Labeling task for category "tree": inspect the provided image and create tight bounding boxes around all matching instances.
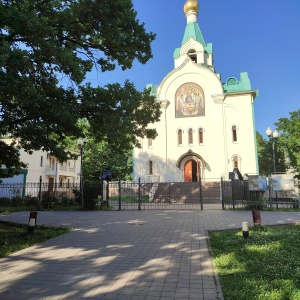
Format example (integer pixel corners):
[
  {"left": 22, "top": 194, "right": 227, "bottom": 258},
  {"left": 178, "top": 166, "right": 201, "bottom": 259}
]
[
  {"left": 0, "top": 0, "right": 160, "bottom": 178},
  {"left": 275, "top": 109, "right": 300, "bottom": 174},
  {"left": 256, "top": 131, "right": 287, "bottom": 175},
  {"left": 82, "top": 140, "right": 133, "bottom": 181}
]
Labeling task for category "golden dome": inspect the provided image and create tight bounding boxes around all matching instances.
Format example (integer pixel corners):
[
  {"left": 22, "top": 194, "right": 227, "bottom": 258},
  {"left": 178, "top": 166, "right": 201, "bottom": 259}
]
[{"left": 184, "top": 0, "right": 199, "bottom": 14}]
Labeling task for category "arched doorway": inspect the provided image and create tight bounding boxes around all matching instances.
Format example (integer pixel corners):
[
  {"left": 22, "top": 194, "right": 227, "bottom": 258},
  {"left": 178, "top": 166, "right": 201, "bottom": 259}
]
[{"left": 184, "top": 159, "right": 200, "bottom": 182}]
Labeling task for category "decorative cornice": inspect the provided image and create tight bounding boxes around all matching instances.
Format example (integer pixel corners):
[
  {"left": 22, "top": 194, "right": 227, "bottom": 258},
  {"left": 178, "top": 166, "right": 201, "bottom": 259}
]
[
  {"left": 160, "top": 100, "right": 170, "bottom": 109},
  {"left": 211, "top": 94, "right": 225, "bottom": 103}
]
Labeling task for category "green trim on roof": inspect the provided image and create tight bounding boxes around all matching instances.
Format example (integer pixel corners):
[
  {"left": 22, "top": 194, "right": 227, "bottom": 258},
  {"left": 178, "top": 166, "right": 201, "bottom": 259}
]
[
  {"left": 205, "top": 43, "right": 213, "bottom": 54},
  {"left": 223, "top": 72, "right": 252, "bottom": 93},
  {"left": 173, "top": 48, "right": 180, "bottom": 59},
  {"left": 146, "top": 84, "right": 158, "bottom": 97},
  {"left": 173, "top": 23, "right": 212, "bottom": 59},
  {"left": 182, "top": 22, "right": 206, "bottom": 47}
]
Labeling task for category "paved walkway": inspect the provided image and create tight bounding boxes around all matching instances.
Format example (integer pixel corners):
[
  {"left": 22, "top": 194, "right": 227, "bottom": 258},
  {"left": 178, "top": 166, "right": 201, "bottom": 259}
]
[{"left": 0, "top": 208, "right": 299, "bottom": 300}]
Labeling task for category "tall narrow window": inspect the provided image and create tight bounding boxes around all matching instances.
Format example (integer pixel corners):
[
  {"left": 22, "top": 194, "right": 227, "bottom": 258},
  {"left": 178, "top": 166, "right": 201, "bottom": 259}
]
[
  {"left": 233, "top": 156, "right": 239, "bottom": 168},
  {"left": 232, "top": 125, "right": 238, "bottom": 142},
  {"left": 148, "top": 138, "right": 153, "bottom": 148},
  {"left": 40, "top": 156, "right": 43, "bottom": 167},
  {"left": 188, "top": 128, "right": 193, "bottom": 145},
  {"left": 198, "top": 128, "right": 204, "bottom": 144},
  {"left": 149, "top": 160, "right": 153, "bottom": 175},
  {"left": 178, "top": 129, "right": 183, "bottom": 146}
]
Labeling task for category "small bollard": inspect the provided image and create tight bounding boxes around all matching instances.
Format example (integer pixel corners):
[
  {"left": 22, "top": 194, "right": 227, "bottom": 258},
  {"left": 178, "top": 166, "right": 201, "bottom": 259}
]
[
  {"left": 252, "top": 209, "right": 261, "bottom": 226},
  {"left": 28, "top": 211, "right": 37, "bottom": 234},
  {"left": 242, "top": 222, "right": 249, "bottom": 238}
]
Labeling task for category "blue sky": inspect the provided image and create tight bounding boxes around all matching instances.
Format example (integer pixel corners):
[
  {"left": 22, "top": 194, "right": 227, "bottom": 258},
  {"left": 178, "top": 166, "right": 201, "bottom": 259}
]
[{"left": 86, "top": 0, "right": 300, "bottom": 137}]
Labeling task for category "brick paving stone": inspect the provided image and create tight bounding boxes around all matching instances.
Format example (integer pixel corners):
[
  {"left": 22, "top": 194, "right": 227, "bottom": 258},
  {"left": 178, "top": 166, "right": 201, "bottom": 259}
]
[{"left": 0, "top": 209, "right": 299, "bottom": 300}]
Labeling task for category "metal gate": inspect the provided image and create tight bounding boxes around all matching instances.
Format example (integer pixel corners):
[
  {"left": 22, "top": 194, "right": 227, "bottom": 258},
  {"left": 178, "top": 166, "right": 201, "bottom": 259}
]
[
  {"left": 221, "top": 177, "right": 300, "bottom": 210},
  {"left": 107, "top": 179, "right": 222, "bottom": 210}
]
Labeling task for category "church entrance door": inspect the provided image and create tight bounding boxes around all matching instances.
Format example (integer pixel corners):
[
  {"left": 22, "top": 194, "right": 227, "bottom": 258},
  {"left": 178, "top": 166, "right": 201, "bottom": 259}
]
[{"left": 184, "top": 160, "right": 199, "bottom": 182}]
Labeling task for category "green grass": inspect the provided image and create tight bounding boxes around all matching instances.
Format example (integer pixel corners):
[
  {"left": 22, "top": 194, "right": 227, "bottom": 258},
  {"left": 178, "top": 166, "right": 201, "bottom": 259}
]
[
  {"left": 209, "top": 224, "right": 300, "bottom": 300},
  {"left": 0, "top": 221, "right": 71, "bottom": 258},
  {"left": 0, "top": 206, "right": 29, "bottom": 214},
  {"left": 109, "top": 195, "right": 149, "bottom": 203}
]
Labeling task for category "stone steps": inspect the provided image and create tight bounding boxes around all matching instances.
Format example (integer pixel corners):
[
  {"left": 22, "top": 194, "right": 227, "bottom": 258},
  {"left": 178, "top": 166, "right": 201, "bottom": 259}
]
[{"left": 151, "top": 182, "right": 220, "bottom": 204}]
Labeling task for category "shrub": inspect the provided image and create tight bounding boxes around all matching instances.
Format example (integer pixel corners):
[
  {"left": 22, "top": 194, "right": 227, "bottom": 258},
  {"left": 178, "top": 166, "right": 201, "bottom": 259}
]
[{"left": 0, "top": 197, "right": 10, "bottom": 206}]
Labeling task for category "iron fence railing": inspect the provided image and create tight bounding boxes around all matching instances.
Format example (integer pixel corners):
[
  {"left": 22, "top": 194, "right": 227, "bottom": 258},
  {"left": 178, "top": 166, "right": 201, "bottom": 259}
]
[
  {"left": 221, "top": 177, "right": 300, "bottom": 210},
  {"left": 0, "top": 181, "right": 103, "bottom": 210},
  {"left": 1, "top": 176, "right": 298, "bottom": 211}
]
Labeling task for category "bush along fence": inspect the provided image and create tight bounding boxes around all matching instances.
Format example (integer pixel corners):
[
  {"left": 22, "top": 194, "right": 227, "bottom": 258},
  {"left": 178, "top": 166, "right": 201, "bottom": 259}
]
[
  {"left": 0, "top": 179, "right": 103, "bottom": 210},
  {"left": 221, "top": 175, "right": 300, "bottom": 210}
]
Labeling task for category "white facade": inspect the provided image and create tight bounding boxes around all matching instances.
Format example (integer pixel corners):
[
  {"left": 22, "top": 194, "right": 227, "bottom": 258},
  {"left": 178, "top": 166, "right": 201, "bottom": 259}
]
[
  {"left": 133, "top": 0, "right": 258, "bottom": 182},
  {"left": 1, "top": 137, "right": 81, "bottom": 185}
]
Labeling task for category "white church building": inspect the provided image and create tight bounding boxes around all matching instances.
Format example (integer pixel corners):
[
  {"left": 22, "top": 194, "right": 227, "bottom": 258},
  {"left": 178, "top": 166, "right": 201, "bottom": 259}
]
[{"left": 133, "top": 0, "right": 258, "bottom": 183}]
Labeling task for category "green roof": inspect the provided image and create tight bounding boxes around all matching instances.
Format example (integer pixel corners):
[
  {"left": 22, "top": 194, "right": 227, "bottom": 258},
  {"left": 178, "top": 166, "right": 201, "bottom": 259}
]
[
  {"left": 182, "top": 22, "right": 206, "bottom": 47},
  {"left": 223, "top": 72, "right": 252, "bottom": 93},
  {"left": 174, "top": 22, "right": 213, "bottom": 59},
  {"left": 146, "top": 84, "right": 158, "bottom": 97}
]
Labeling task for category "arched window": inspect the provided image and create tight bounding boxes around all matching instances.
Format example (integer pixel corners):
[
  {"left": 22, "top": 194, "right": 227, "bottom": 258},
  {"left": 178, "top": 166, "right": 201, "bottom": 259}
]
[
  {"left": 232, "top": 125, "right": 238, "bottom": 142},
  {"left": 198, "top": 128, "right": 204, "bottom": 144},
  {"left": 148, "top": 160, "right": 153, "bottom": 175},
  {"left": 188, "top": 49, "right": 197, "bottom": 63},
  {"left": 188, "top": 128, "right": 193, "bottom": 145},
  {"left": 178, "top": 129, "right": 183, "bottom": 146},
  {"left": 233, "top": 155, "right": 239, "bottom": 169},
  {"left": 227, "top": 77, "right": 237, "bottom": 86}
]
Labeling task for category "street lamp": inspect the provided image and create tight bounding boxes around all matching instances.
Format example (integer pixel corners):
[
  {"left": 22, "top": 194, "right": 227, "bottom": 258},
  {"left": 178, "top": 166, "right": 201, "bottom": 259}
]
[
  {"left": 77, "top": 137, "right": 88, "bottom": 207},
  {"left": 266, "top": 127, "right": 279, "bottom": 173}
]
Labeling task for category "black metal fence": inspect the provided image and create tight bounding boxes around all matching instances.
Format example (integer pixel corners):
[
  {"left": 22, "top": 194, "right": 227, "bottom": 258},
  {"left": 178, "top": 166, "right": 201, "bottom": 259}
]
[
  {"left": 0, "top": 181, "right": 103, "bottom": 210},
  {"left": 108, "top": 179, "right": 204, "bottom": 210},
  {"left": 1, "top": 177, "right": 298, "bottom": 211},
  {"left": 221, "top": 178, "right": 300, "bottom": 210}
]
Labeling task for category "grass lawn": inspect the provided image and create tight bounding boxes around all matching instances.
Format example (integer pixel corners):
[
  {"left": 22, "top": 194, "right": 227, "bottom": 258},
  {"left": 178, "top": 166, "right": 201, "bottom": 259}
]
[
  {"left": 0, "top": 221, "right": 71, "bottom": 258},
  {"left": 109, "top": 195, "right": 149, "bottom": 203},
  {"left": 209, "top": 224, "right": 300, "bottom": 300}
]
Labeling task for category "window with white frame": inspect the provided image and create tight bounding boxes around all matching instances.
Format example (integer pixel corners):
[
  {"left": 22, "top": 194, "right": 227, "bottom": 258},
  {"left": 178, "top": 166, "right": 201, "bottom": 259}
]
[
  {"left": 148, "top": 160, "right": 153, "bottom": 175},
  {"left": 198, "top": 127, "right": 204, "bottom": 144},
  {"left": 232, "top": 125, "right": 238, "bottom": 142},
  {"left": 233, "top": 155, "right": 239, "bottom": 169},
  {"left": 188, "top": 128, "right": 193, "bottom": 145},
  {"left": 178, "top": 129, "right": 183, "bottom": 146}
]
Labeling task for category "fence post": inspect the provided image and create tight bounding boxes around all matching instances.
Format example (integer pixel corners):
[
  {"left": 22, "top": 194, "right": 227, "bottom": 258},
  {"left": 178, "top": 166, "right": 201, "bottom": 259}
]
[
  {"left": 118, "top": 178, "right": 121, "bottom": 211},
  {"left": 231, "top": 180, "right": 235, "bottom": 209},
  {"left": 199, "top": 178, "right": 203, "bottom": 210},
  {"left": 268, "top": 176, "right": 273, "bottom": 210},
  {"left": 221, "top": 177, "right": 225, "bottom": 210},
  {"left": 138, "top": 177, "right": 141, "bottom": 211},
  {"left": 38, "top": 176, "right": 42, "bottom": 210}
]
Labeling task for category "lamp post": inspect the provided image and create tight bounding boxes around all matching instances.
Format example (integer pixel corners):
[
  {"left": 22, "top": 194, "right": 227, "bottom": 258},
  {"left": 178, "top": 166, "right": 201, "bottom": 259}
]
[
  {"left": 266, "top": 127, "right": 279, "bottom": 173},
  {"left": 77, "top": 137, "right": 88, "bottom": 207}
]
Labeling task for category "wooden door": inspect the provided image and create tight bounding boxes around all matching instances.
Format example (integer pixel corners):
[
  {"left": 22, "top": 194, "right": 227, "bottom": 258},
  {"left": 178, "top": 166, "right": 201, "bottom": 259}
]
[{"left": 184, "top": 160, "right": 193, "bottom": 182}]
